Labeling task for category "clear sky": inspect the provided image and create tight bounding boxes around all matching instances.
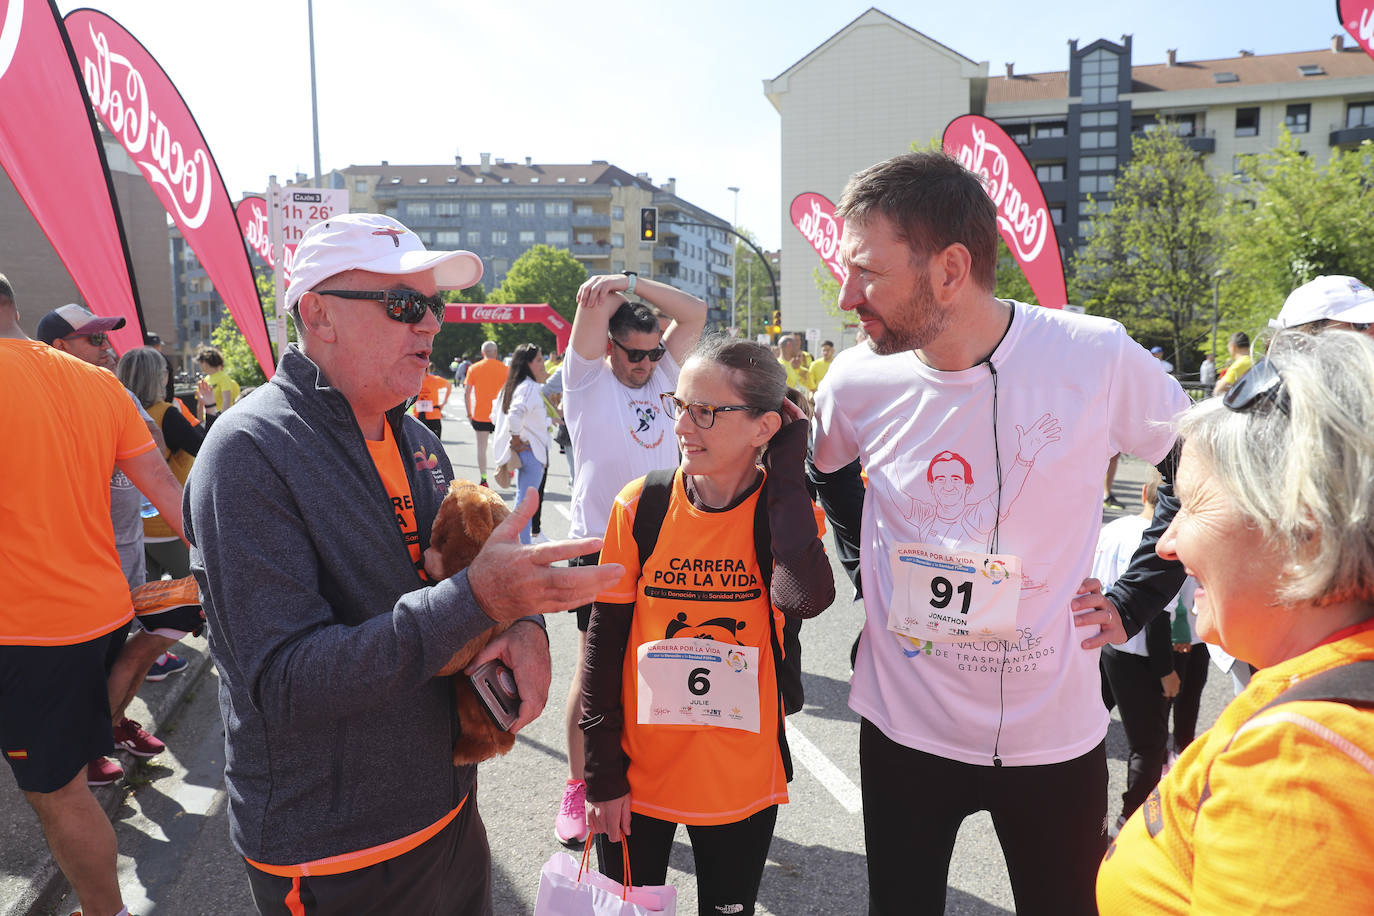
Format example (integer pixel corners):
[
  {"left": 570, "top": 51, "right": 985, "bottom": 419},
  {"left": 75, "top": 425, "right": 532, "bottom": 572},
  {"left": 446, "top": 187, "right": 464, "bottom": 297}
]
[{"left": 56, "top": 1, "right": 1352, "bottom": 251}]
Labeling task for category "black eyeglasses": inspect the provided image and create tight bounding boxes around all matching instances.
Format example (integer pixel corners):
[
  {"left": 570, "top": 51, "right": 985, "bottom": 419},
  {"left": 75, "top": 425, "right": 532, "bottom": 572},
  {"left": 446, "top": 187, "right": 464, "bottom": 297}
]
[
  {"left": 1222, "top": 357, "right": 1288, "bottom": 415},
  {"left": 611, "top": 337, "right": 666, "bottom": 363},
  {"left": 65, "top": 332, "right": 108, "bottom": 347},
  {"left": 660, "top": 393, "right": 757, "bottom": 429},
  {"left": 314, "top": 289, "right": 446, "bottom": 325}
]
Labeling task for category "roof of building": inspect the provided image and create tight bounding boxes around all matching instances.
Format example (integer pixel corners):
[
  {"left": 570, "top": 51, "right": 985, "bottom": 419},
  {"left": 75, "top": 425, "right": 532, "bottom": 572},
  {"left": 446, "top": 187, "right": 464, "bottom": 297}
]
[
  {"left": 337, "top": 160, "right": 659, "bottom": 191},
  {"left": 987, "top": 46, "right": 1374, "bottom": 104},
  {"left": 769, "top": 7, "right": 980, "bottom": 85}
]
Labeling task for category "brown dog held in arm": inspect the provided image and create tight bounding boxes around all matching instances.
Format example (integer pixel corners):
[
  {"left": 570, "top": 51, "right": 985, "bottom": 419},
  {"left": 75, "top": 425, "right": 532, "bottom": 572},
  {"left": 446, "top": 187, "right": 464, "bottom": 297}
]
[{"left": 429, "top": 479, "right": 517, "bottom": 765}]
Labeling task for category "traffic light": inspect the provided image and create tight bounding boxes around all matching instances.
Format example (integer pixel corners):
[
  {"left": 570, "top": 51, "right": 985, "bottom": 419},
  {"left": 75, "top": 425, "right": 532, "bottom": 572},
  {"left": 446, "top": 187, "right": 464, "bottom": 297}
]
[
  {"left": 640, "top": 207, "right": 658, "bottom": 243},
  {"left": 768, "top": 310, "right": 782, "bottom": 336}
]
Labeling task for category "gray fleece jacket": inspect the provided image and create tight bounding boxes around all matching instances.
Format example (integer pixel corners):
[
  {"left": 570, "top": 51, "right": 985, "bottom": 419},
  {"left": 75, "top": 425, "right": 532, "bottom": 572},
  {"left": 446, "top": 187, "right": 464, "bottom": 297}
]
[{"left": 185, "top": 346, "right": 503, "bottom": 866}]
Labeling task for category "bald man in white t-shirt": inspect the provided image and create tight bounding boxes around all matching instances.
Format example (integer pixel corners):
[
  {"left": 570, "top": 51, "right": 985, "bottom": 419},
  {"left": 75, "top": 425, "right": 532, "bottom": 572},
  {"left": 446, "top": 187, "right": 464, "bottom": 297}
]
[{"left": 810, "top": 152, "right": 1190, "bottom": 915}]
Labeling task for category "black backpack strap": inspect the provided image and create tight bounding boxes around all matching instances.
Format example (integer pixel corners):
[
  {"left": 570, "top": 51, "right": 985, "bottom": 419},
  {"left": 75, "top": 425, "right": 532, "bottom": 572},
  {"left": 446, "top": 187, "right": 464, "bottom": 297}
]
[
  {"left": 1192, "top": 659, "right": 1374, "bottom": 824},
  {"left": 754, "top": 476, "right": 798, "bottom": 780},
  {"left": 631, "top": 469, "right": 677, "bottom": 570}
]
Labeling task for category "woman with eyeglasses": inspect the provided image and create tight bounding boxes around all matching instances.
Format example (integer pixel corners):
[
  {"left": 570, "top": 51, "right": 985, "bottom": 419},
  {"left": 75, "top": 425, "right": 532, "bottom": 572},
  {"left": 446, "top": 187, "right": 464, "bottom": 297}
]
[
  {"left": 1097, "top": 329, "right": 1374, "bottom": 914},
  {"left": 491, "top": 342, "right": 550, "bottom": 544},
  {"left": 579, "top": 335, "right": 835, "bottom": 915}
]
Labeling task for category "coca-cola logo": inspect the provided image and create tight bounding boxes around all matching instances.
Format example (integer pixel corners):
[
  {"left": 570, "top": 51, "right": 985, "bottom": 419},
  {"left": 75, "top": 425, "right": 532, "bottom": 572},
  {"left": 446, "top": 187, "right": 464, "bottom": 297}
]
[
  {"left": 948, "top": 125, "right": 1049, "bottom": 264},
  {"left": 0, "top": 0, "right": 22, "bottom": 83},
  {"left": 1341, "top": 2, "right": 1374, "bottom": 57},
  {"left": 78, "top": 24, "right": 212, "bottom": 229},
  {"left": 235, "top": 197, "right": 296, "bottom": 279},
  {"left": 789, "top": 192, "right": 848, "bottom": 286},
  {"left": 471, "top": 306, "right": 515, "bottom": 321}
]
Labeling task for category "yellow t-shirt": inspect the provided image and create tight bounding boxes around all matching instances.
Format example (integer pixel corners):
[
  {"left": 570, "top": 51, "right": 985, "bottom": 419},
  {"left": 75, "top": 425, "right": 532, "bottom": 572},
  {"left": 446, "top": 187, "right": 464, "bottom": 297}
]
[
  {"left": 809, "top": 358, "right": 831, "bottom": 386},
  {"left": 205, "top": 369, "right": 241, "bottom": 412},
  {"left": 596, "top": 470, "right": 788, "bottom": 826},
  {"left": 1, "top": 340, "right": 156, "bottom": 644},
  {"left": 1097, "top": 627, "right": 1374, "bottom": 914},
  {"left": 1219, "top": 354, "right": 1254, "bottom": 388}
]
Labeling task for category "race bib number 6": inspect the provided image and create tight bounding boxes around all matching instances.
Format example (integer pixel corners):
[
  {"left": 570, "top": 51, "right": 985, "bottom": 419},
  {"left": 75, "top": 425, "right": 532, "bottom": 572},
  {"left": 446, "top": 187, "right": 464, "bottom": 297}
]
[
  {"left": 888, "top": 542, "right": 1022, "bottom": 642},
  {"left": 636, "top": 638, "right": 760, "bottom": 732}
]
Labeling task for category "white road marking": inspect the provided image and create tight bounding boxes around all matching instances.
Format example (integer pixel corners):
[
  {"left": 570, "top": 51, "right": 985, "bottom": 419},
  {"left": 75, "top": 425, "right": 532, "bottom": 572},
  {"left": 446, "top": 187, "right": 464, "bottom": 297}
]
[{"left": 785, "top": 720, "right": 863, "bottom": 814}]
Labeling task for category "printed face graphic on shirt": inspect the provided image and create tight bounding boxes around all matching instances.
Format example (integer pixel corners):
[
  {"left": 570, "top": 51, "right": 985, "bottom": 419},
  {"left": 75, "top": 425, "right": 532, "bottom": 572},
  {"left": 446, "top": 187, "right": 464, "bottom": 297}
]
[{"left": 884, "top": 413, "right": 1062, "bottom": 551}]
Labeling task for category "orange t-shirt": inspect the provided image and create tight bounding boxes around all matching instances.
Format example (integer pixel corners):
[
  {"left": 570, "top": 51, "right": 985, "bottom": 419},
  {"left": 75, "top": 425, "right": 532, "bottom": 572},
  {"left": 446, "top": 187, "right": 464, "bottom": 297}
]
[
  {"left": 1, "top": 340, "right": 156, "bottom": 645},
  {"left": 413, "top": 374, "right": 450, "bottom": 420},
  {"left": 1097, "top": 628, "right": 1374, "bottom": 914},
  {"left": 464, "top": 358, "right": 507, "bottom": 423},
  {"left": 597, "top": 470, "right": 788, "bottom": 825},
  {"left": 363, "top": 422, "right": 425, "bottom": 579}
]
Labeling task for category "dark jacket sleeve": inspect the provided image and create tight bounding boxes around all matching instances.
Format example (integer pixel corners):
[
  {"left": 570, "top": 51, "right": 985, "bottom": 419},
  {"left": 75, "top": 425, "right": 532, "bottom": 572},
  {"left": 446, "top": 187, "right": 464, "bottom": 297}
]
[
  {"left": 161, "top": 404, "right": 206, "bottom": 456},
  {"left": 766, "top": 418, "right": 835, "bottom": 619},
  {"left": 579, "top": 600, "right": 634, "bottom": 803},
  {"left": 807, "top": 456, "right": 865, "bottom": 600},
  {"left": 1144, "top": 608, "right": 1176, "bottom": 679},
  {"left": 1105, "top": 443, "right": 1187, "bottom": 639}
]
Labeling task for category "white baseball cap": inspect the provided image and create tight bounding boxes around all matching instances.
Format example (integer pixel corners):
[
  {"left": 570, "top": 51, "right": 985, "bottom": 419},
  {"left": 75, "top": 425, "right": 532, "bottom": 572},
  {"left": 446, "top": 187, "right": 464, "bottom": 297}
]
[
  {"left": 1269, "top": 275, "right": 1374, "bottom": 329},
  {"left": 285, "top": 213, "right": 483, "bottom": 311}
]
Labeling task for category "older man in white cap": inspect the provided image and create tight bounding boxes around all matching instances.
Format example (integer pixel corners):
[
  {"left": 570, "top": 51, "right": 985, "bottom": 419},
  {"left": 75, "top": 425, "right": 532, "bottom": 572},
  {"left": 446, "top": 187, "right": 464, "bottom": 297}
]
[
  {"left": 185, "top": 214, "right": 621, "bottom": 913},
  {"left": 1270, "top": 274, "right": 1374, "bottom": 336}
]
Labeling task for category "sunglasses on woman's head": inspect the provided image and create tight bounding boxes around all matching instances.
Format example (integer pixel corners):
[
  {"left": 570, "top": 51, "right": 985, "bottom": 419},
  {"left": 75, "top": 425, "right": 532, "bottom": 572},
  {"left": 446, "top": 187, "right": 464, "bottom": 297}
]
[
  {"left": 611, "top": 337, "right": 666, "bottom": 363},
  {"left": 313, "top": 288, "right": 446, "bottom": 325},
  {"left": 1222, "top": 357, "right": 1288, "bottom": 415}
]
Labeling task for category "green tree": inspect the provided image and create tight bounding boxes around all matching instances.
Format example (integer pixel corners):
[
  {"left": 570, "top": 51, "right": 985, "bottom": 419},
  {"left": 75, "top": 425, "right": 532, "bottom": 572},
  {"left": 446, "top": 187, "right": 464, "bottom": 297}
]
[
  {"left": 994, "top": 238, "right": 1039, "bottom": 305},
  {"left": 731, "top": 230, "right": 779, "bottom": 338},
  {"left": 1221, "top": 132, "right": 1374, "bottom": 335},
  {"left": 432, "top": 284, "right": 488, "bottom": 375},
  {"left": 1071, "top": 128, "right": 1222, "bottom": 373},
  {"left": 486, "top": 245, "right": 586, "bottom": 355},
  {"left": 209, "top": 269, "right": 288, "bottom": 388}
]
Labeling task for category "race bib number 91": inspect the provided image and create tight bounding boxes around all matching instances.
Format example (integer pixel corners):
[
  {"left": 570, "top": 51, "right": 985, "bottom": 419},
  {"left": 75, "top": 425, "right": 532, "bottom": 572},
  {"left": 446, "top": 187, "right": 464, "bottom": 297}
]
[
  {"left": 636, "top": 638, "right": 760, "bottom": 733},
  {"left": 888, "top": 542, "right": 1022, "bottom": 643}
]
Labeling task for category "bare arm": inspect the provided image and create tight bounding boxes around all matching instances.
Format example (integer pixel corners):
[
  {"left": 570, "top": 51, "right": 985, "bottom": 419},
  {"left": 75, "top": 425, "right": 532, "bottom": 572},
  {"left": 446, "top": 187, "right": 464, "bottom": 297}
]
[
  {"left": 573, "top": 273, "right": 707, "bottom": 365},
  {"left": 116, "top": 448, "right": 186, "bottom": 544}
]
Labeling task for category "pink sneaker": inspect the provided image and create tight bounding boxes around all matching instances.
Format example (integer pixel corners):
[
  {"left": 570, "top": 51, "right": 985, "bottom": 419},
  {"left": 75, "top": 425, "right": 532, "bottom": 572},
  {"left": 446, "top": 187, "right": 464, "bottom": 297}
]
[
  {"left": 87, "top": 756, "right": 123, "bottom": 786},
  {"left": 554, "top": 779, "right": 589, "bottom": 846},
  {"left": 113, "top": 718, "right": 166, "bottom": 758}
]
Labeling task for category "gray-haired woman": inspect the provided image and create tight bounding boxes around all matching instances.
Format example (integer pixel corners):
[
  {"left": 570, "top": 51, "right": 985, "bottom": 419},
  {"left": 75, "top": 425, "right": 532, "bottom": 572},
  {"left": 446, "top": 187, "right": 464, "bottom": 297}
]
[{"left": 1098, "top": 329, "right": 1374, "bottom": 913}]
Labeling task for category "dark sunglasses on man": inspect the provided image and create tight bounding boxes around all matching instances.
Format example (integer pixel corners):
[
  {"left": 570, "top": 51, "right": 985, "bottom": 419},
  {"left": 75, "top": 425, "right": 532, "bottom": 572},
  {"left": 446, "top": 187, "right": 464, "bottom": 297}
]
[
  {"left": 611, "top": 337, "right": 666, "bottom": 363},
  {"left": 64, "top": 332, "right": 108, "bottom": 347},
  {"left": 313, "top": 288, "right": 446, "bottom": 325}
]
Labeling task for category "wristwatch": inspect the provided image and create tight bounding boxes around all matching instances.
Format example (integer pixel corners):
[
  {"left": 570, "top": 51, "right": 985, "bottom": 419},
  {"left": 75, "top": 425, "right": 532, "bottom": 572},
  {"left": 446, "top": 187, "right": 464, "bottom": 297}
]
[{"left": 624, "top": 271, "right": 637, "bottom": 297}]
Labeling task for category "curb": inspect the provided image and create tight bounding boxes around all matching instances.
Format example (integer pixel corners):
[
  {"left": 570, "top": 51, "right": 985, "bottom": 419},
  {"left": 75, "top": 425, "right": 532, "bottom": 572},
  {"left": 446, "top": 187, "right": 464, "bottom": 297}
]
[{"left": 10, "top": 643, "right": 214, "bottom": 916}]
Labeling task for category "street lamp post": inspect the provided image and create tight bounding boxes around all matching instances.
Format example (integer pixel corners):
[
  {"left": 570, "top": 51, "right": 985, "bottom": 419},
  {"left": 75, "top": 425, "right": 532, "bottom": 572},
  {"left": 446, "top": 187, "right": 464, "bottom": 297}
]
[
  {"left": 1211, "top": 268, "right": 1227, "bottom": 364},
  {"left": 727, "top": 186, "right": 740, "bottom": 331}
]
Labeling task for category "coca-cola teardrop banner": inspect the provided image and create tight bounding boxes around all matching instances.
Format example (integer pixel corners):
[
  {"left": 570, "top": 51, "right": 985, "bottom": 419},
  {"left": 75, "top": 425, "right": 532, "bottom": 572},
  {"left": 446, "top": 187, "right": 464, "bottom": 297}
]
[
  {"left": 1339, "top": 1, "right": 1374, "bottom": 59},
  {"left": 0, "top": 0, "right": 145, "bottom": 351},
  {"left": 235, "top": 196, "right": 293, "bottom": 281},
  {"left": 944, "top": 114, "right": 1067, "bottom": 309},
  {"left": 66, "top": 8, "right": 274, "bottom": 376},
  {"left": 789, "top": 192, "right": 848, "bottom": 287},
  {"left": 444, "top": 303, "right": 571, "bottom": 355}
]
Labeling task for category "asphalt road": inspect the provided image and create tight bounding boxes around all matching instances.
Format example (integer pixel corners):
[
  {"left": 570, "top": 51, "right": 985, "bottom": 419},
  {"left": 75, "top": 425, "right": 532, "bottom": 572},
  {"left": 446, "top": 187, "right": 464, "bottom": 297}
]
[{"left": 46, "top": 398, "right": 1234, "bottom": 915}]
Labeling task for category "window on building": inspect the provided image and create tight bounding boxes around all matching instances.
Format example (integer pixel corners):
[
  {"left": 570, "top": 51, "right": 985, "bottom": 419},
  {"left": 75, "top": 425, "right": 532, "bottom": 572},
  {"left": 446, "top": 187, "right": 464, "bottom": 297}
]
[
  {"left": 354, "top": 179, "right": 367, "bottom": 192},
  {"left": 1284, "top": 104, "right": 1311, "bottom": 134},
  {"left": 1347, "top": 101, "right": 1374, "bottom": 129},
  {"left": 519, "top": 230, "right": 535, "bottom": 244},
  {"left": 435, "top": 201, "right": 461, "bottom": 217},
  {"left": 491, "top": 230, "right": 507, "bottom": 245},
  {"left": 493, "top": 258, "right": 508, "bottom": 274},
  {"left": 612, "top": 260, "right": 625, "bottom": 272},
  {"left": 1080, "top": 48, "right": 1119, "bottom": 104},
  {"left": 575, "top": 205, "right": 594, "bottom": 216},
  {"left": 1235, "top": 107, "right": 1260, "bottom": 137},
  {"left": 408, "top": 202, "right": 431, "bottom": 218},
  {"left": 1080, "top": 155, "right": 1117, "bottom": 172},
  {"left": 1004, "top": 122, "right": 1031, "bottom": 144},
  {"left": 1033, "top": 120, "right": 1067, "bottom": 139},
  {"left": 384, "top": 207, "right": 398, "bottom": 218},
  {"left": 491, "top": 202, "right": 507, "bottom": 217},
  {"left": 1049, "top": 206, "right": 1064, "bottom": 225},
  {"left": 1079, "top": 175, "right": 1116, "bottom": 194},
  {"left": 546, "top": 201, "right": 570, "bottom": 217},
  {"left": 576, "top": 232, "right": 593, "bottom": 244},
  {"left": 435, "top": 231, "right": 461, "bottom": 245},
  {"left": 466, "top": 202, "right": 481, "bottom": 216},
  {"left": 612, "top": 206, "right": 624, "bottom": 220},
  {"left": 612, "top": 232, "right": 625, "bottom": 247},
  {"left": 1081, "top": 110, "right": 1118, "bottom": 128},
  {"left": 1035, "top": 163, "right": 1065, "bottom": 182},
  {"left": 515, "top": 202, "right": 535, "bottom": 217},
  {"left": 546, "top": 230, "right": 569, "bottom": 245},
  {"left": 466, "top": 231, "right": 481, "bottom": 246},
  {"left": 1079, "top": 130, "right": 1115, "bottom": 149}
]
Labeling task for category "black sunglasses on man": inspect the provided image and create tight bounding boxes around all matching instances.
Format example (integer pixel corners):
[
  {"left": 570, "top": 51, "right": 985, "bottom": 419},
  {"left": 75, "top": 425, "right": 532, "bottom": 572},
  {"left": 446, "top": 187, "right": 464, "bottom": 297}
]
[
  {"left": 610, "top": 337, "right": 666, "bottom": 363},
  {"left": 313, "top": 289, "right": 446, "bottom": 325}
]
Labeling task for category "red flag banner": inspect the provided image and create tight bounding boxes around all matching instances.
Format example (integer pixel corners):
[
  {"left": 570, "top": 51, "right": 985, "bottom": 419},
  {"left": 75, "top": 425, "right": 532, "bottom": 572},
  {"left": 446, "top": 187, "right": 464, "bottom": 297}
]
[
  {"left": 1339, "top": 1, "right": 1374, "bottom": 59},
  {"left": 66, "top": 9, "right": 274, "bottom": 376},
  {"left": 0, "top": 0, "right": 144, "bottom": 351},
  {"left": 789, "top": 192, "right": 848, "bottom": 287},
  {"left": 235, "top": 196, "right": 295, "bottom": 281},
  {"left": 445, "top": 303, "right": 571, "bottom": 355},
  {"left": 944, "top": 115, "right": 1067, "bottom": 309}
]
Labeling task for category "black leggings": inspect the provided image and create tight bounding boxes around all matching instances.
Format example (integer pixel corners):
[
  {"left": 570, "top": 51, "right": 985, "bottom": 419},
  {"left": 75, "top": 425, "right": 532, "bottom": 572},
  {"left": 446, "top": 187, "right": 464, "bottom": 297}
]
[
  {"left": 595, "top": 806, "right": 778, "bottom": 916},
  {"left": 860, "top": 718, "right": 1106, "bottom": 916}
]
